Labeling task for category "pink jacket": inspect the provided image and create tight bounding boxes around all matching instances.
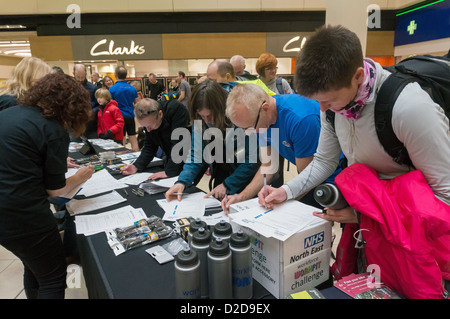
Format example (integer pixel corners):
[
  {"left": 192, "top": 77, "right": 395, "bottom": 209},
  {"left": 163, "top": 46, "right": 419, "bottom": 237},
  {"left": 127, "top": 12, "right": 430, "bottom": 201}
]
[{"left": 332, "top": 163, "right": 450, "bottom": 299}]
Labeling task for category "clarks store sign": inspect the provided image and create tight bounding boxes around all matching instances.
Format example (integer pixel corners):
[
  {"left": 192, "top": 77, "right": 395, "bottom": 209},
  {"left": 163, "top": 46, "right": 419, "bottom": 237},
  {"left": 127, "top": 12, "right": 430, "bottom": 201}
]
[
  {"left": 266, "top": 32, "right": 314, "bottom": 57},
  {"left": 71, "top": 35, "right": 162, "bottom": 60}
]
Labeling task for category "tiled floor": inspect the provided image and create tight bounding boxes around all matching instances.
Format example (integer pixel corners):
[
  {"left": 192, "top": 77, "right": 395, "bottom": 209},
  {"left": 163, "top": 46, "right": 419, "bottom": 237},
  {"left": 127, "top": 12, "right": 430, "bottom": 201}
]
[{"left": 0, "top": 158, "right": 341, "bottom": 299}]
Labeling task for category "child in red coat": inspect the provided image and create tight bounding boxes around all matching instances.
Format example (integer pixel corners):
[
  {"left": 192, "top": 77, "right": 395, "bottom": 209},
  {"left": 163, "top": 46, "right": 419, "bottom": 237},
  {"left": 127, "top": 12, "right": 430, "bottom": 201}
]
[{"left": 95, "top": 88, "right": 124, "bottom": 143}]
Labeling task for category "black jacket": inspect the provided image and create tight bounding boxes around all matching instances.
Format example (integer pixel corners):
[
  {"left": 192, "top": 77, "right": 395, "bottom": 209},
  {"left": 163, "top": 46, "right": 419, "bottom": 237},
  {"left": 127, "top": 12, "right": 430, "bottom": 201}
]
[
  {"left": 133, "top": 99, "right": 189, "bottom": 177},
  {"left": 0, "top": 94, "right": 18, "bottom": 112}
]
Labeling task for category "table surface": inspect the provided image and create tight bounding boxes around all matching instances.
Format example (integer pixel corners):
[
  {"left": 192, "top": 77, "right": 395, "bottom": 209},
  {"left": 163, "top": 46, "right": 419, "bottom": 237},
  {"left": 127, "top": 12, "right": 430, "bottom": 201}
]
[{"left": 70, "top": 144, "right": 346, "bottom": 299}]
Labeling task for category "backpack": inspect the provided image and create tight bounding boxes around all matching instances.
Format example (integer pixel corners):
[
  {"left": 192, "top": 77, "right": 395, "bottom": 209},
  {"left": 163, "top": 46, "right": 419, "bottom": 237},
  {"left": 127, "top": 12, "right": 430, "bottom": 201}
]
[{"left": 326, "top": 52, "right": 450, "bottom": 167}]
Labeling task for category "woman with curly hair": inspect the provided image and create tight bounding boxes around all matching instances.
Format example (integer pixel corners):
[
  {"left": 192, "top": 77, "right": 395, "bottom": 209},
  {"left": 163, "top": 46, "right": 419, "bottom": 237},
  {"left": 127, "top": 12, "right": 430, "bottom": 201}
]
[
  {"left": 0, "top": 72, "right": 95, "bottom": 299},
  {"left": 0, "top": 56, "right": 52, "bottom": 111}
]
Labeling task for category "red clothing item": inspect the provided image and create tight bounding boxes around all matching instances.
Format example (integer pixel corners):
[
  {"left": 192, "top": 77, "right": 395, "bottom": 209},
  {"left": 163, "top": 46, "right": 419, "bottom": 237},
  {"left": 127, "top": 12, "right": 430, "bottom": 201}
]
[{"left": 97, "top": 100, "right": 124, "bottom": 141}]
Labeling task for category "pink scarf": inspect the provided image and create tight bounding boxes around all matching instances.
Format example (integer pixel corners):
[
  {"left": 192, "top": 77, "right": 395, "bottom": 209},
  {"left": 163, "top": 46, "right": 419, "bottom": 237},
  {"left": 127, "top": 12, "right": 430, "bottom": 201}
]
[{"left": 334, "top": 60, "right": 376, "bottom": 120}]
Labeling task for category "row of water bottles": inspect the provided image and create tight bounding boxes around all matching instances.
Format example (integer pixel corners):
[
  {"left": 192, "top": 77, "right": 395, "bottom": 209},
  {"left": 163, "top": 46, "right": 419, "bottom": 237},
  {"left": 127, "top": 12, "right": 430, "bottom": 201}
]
[{"left": 174, "top": 220, "right": 253, "bottom": 299}]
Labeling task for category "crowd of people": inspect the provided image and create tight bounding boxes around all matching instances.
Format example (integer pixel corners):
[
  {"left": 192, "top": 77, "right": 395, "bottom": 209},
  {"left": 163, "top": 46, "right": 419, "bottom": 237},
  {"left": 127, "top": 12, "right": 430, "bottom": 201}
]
[{"left": 0, "top": 24, "right": 448, "bottom": 299}]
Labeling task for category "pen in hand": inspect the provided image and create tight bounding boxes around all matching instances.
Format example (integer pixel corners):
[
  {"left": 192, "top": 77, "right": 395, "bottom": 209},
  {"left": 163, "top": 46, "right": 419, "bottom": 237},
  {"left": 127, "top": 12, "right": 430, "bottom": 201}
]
[
  {"left": 224, "top": 190, "right": 229, "bottom": 215},
  {"left": 263, "top": 173, "right": 267, "bottom": 208}
]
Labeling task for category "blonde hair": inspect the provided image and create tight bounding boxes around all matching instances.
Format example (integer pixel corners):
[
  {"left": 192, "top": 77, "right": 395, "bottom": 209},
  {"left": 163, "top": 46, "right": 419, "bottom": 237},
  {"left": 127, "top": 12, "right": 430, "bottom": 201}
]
[
  {"left": 95, "top": 88, "right": 111, "bottom": 101},
  {"left": 226, "top": 83, "right": 269, "bottom": 120},
  {"left": 0, "top": 57, "right": 52, "bottom": 99}
]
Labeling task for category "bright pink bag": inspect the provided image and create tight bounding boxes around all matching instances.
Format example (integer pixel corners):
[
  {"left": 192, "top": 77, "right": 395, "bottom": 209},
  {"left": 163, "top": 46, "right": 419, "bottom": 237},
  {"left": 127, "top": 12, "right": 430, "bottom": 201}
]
[{"left": 332, "top": 163, "right": 450, "bottom": 299}]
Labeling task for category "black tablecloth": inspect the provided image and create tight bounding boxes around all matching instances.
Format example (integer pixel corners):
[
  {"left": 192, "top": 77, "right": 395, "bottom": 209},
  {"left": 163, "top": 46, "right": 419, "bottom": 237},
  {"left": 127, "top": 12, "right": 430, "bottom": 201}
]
[
  {"left": 76, "top": 185, "right": 282, "bottom": 299},
  {"left": 69, "top": 145, "right": 344, "bottom": 299}
]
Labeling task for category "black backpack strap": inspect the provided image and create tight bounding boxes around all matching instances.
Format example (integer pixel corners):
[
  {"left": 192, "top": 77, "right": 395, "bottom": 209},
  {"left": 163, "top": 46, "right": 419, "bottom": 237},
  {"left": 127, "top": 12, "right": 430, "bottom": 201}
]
[
  {"left": 374, "top": 69, "right": 416, "bottom": 167},
  {"left": 325, "top": 109, "right": 335, "bottom": 130}
]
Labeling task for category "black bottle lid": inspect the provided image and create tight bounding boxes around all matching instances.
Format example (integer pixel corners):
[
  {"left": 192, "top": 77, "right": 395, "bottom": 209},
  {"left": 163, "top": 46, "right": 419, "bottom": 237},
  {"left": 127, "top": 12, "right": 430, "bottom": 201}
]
[
  {"left": 189, "top": 218, "right": 207, "bottom": 234},
  {"left": 176, "top": 247, "right": 198, "bottom": 266},
  {"left": 213, "top": 220, "right": 232, "bottom": 236},
  {"left": 230, "top": 230, "right": 250, "bottom": 248},
  {"left": 314, "top": 183, "right": 334, "bottom": 207},
  {"left": 209, "top": 238, "right": 230, "bottom": 257},
  {"left": 192, "top": 227, "right": 211, "bottom": 245}
]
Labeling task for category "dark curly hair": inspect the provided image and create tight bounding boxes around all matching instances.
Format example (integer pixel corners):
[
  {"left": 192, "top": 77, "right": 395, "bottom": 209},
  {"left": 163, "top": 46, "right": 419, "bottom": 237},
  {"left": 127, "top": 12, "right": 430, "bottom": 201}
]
[{"left": 19, "top": 72, "right": 92, "bottom": 136}]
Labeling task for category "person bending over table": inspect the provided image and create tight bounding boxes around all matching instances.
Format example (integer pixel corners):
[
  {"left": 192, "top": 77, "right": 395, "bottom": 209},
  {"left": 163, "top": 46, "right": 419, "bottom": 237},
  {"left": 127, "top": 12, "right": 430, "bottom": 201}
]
[
  {"left": 222, "top": 83, "right": 341, "bottom": 213},
  {"left": 120, "top": 97, "right": 190, "bottom": 180},
  {"left": 165, "top": 79, "right": 260, "bottom": 202},
  {"left": 261, "top": 24, "right": 450, "bottom": 220},
  {"left": 0, "top": 73, "right": 95, "bottom": 299}
]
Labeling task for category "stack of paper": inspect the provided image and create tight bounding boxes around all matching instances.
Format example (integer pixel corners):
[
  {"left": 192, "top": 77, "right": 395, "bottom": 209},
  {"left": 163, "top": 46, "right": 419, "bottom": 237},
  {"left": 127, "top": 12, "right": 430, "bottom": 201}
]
[
  {"left": 229, "top": 199, "right": 324, "bottom": 241},
  {"left": 156, "top": 192, "right": 221, "bottom": 221},
  {"left": 78, "top": 169, "right": 128, "bottom": 197},
  {"left": 119, "top": 172, "right": 154, "bottom": 185},
  {"left": 198, "top": 211, "right": 230, "bottom": 226},
  {"left": 74, "top": 205, "right": 147, "bottom": 236},
  {"left": 66, "top": 190, "right": 127, "bottom": 216}
]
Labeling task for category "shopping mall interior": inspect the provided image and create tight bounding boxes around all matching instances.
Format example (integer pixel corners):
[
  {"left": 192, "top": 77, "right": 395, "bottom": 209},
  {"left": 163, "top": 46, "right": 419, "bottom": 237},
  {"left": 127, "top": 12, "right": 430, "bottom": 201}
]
[
  {"left": 0, "top": 0, "right": 449, "bottom": 301},
  {"left": 1, "top": 0, "right": 449, "bottom": 94}
]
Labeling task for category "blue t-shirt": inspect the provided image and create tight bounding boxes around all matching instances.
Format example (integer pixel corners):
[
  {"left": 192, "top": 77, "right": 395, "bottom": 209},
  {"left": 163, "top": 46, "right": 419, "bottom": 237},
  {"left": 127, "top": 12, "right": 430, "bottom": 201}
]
[
  {"left": 108, "top": 80, "right": 138, "bottom": 118},
  {"left": 259, "top": 94, "right": 339, "bottom": 183},
  {"left": 259, "top": 94, "right": 320, "bottom": 163}
]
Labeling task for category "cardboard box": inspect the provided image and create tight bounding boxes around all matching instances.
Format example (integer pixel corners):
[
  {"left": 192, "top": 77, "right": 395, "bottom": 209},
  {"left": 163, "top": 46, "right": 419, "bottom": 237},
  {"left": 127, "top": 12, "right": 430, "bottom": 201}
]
[{"left": 231, "top": 220, "right": 332, "bottom": 299}]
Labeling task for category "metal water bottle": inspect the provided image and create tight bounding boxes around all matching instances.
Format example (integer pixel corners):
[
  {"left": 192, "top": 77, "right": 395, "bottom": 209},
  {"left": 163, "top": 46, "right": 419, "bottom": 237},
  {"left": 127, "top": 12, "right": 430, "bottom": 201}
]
[
  {"left": 207, "top": 238, "right": 232, "bottom": 299},
  {"left": 190, "top": 227, "right": 211, "bottom": 299},
  {"left": 188, "top": 218, "right": 207, "bottom": 244},
  {"left": 230, "top": 230, "right": 253, "bottom": 299},
  {"left": 212, "top": 220, "right": 232, "bottom": 241},
  {"left": 313, "top": 183, "right": 349, "bottom": 210},
  {"left": 174, "top": 247, "right": 201, "bottom": 299}
]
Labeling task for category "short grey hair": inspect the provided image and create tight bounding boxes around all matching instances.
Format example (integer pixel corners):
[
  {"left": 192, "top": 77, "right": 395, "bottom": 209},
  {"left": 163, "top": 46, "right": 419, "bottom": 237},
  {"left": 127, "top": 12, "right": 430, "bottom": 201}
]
[
  {"left": 230, "top": 55, "right": 245, "bottom": 67},
  {"left": 134, "top": 98, "right": 160, "bottom": 120},
  {"left": 226, "top": 83, "right": 269, "bottom": 119}
]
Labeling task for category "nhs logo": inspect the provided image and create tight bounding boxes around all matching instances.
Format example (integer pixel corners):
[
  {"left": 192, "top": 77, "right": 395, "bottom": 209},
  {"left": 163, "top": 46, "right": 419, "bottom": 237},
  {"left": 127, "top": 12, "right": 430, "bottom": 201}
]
[{"left": 304, "top": 231, "right": 324, "bottom": 249}]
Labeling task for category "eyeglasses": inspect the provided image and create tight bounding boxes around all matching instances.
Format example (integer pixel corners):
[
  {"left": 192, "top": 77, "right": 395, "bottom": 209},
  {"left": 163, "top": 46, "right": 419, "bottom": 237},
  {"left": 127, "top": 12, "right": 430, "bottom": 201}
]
[
  {"left": 264, "top": 67, "right": 278, "bottom": 71},
  {"left": 244, "top": 101, "right": 265, "bottom": 135}
]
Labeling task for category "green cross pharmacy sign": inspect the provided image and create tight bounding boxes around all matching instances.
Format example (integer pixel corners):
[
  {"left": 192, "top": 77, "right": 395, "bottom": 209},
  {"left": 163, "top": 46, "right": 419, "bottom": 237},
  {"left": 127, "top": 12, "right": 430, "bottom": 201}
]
[{"left": 407, "top": 20, "right": 417, "bottom": 35}]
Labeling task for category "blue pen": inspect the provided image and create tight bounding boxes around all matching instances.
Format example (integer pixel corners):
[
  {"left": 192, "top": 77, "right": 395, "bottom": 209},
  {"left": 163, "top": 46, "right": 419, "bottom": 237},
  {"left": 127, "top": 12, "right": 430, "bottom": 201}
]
[{"left": 172, "top": 205, "right": 178, "bottom": 215}]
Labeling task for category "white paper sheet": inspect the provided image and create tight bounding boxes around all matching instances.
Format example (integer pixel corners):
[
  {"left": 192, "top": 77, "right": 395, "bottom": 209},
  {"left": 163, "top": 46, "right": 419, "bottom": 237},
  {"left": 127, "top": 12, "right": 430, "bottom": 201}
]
[
  {"left": 228, "top": 197, "right": 260, "bottom": 214},
  {"left": 149, "top": 176, "right": 179, "bottom": 188},
  {"left": 78, "top": 169, "right": 128, "bottom": 197},
  {"left": 156, "top": 192, "right": 217, "bottom": 221},
  {"left": 65, "top": 168, "right": 79, "bottom": 179},
  {"left": 74, "top": 205, "right": 147, "bottom": 236},
  {"left": 199, "top": 211, "right": 230, "bottom": 226},
  {"left": 229, "top": 199, "right": 324, "bottom": 241},
  {"left": 66, "top": 190, "right": 127, "bottom": 216},
  {"left": 119, "top": 172, "right": 154, "bottom": 185}
]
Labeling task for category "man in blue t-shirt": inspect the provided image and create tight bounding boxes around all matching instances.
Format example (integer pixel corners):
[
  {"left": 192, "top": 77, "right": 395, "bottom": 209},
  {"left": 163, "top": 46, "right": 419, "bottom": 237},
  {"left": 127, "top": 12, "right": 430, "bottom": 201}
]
[
  {"left": 109, "top": 66, "right": 139, "bottom": 150},
  {"left": 222, "top": 83, "right": 341, "bottom": 212}
]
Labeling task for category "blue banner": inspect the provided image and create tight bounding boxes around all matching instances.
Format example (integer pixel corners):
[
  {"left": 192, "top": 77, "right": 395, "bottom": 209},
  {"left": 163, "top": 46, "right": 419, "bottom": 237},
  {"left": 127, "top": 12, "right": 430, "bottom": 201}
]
[{"left": 394, "top": 0, "right": 450, "bottom": 46}]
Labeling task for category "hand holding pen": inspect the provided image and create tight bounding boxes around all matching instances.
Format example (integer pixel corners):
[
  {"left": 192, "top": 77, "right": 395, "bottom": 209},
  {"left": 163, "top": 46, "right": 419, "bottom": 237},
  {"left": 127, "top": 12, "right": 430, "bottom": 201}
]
[
  {"left": 263, "top": 173, "right": 267, "bottom": 208},
  {"left": 258, "top": 185, "right": 287, "bottom": 209}
]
